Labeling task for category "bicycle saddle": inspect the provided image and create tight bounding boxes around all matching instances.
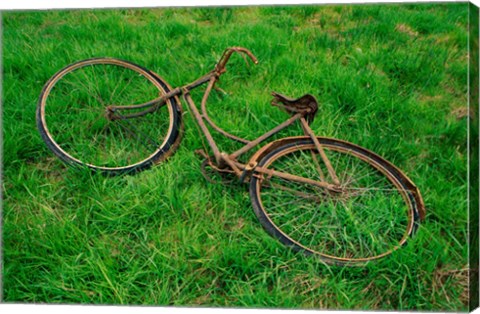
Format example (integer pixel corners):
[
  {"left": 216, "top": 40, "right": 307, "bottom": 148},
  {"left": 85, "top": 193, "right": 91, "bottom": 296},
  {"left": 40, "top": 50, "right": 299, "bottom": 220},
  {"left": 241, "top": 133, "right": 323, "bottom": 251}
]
[{"left": 271, "top": 92, "right": 318, "bottom": 124}]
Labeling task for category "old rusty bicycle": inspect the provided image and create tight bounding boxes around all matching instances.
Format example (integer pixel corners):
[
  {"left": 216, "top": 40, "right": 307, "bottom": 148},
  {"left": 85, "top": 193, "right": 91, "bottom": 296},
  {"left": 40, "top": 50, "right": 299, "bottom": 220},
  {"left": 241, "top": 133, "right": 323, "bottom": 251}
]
[{"left": 36, "top": 47, "right": 425, "bottom": 265}]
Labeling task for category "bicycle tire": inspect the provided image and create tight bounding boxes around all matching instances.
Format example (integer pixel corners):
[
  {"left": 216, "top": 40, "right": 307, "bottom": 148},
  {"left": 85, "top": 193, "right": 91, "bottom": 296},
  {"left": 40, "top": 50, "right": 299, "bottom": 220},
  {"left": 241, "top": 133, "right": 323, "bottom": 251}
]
[
  {"left": 249, "top": 137, "right": 423, "bottom": 265},
  {"left": 36, "top": 58, "right": 183, "bottom": 175}
]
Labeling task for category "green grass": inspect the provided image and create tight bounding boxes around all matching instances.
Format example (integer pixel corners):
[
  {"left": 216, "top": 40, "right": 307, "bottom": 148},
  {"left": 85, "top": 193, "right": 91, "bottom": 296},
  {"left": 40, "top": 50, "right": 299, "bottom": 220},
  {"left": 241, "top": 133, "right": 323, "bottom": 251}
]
[{"left": 1, "top": 3, "right": 471, "bottom": 310}]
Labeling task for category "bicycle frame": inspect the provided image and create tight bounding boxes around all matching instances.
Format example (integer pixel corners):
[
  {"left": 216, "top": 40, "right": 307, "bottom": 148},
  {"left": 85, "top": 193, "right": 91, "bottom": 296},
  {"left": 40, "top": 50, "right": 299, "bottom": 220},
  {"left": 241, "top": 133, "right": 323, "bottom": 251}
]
[
  {"left": 107, "top": 47, "right": 341, "bottom": 190},
  {"left": 36, "top": 46, "right": 426, "bottom": 264}
]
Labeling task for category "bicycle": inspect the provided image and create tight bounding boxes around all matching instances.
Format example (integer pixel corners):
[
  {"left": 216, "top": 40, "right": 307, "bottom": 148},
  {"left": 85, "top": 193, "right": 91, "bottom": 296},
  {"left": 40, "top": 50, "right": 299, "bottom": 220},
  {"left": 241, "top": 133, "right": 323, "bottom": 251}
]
[{"left": 36, "top": 47, "right": 425, "bottom": 265}]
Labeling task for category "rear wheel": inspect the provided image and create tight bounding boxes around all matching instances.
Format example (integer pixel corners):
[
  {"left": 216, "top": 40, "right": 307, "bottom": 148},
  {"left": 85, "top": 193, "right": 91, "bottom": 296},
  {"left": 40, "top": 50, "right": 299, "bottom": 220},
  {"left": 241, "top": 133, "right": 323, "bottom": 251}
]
[
  {"left": 36, "top": 58, "right": 183, "bottom": 175},
  {"left": 249, "top": 138, "right": 422, "bottom": 265}
]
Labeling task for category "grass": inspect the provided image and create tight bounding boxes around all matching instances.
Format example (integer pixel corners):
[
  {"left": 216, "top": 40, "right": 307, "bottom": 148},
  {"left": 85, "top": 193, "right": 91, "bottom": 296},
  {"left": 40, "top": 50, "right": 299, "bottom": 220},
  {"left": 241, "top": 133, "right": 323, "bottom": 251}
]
[{"left": 1, "top": 3, "right": 472, "bottom": 311}]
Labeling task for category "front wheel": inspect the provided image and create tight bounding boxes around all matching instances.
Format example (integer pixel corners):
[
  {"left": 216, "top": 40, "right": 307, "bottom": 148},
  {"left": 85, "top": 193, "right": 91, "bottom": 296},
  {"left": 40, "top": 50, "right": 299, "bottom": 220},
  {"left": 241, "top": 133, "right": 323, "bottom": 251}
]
[
  {"left": 36, "top": 58, "right": 183, "bottom": 175},
  {"left": 249, "top": 138, "right": 423, "bottom": 265}
]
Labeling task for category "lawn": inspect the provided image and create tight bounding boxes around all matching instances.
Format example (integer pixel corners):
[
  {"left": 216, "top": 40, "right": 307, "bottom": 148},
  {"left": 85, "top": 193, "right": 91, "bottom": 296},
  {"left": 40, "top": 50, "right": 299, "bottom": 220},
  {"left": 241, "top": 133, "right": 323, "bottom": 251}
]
[{"left": 1, "top": 3, "right": 474, "bottom": 311}]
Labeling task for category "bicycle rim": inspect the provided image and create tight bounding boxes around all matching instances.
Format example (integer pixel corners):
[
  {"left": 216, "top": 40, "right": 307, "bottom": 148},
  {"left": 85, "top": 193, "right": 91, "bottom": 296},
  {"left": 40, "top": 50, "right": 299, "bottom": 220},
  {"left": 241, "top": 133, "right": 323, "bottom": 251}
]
[
  {"left": 250, "top": 138, "right": 420, "bottom": 265},
  {"left": 37, "top": 58, "right": 181, "bottom": 174}
]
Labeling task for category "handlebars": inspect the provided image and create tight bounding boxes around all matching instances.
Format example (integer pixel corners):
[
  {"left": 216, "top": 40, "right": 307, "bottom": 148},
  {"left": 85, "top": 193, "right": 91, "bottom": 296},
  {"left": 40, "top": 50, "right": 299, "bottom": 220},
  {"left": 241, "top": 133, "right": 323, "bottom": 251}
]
[{"left": 215, "top": 47, "right": 258, "bottom": 74}]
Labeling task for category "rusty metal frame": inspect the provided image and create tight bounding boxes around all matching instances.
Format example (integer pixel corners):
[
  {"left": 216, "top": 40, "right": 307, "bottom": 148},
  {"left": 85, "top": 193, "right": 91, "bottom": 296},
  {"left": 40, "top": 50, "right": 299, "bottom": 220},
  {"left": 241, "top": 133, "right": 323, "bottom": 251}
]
[
  {"left": 39, "top": 46, "right": 426, "bottom": 265},
  {"left": 105, "top": 47, "right": 348, "bottom": 191}
]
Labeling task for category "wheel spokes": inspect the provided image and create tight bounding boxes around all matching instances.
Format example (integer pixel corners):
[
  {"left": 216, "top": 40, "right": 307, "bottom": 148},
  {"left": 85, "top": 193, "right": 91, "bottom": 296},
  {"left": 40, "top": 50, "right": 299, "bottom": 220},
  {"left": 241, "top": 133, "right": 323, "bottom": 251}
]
[
  {"left": 256, "top": 143, "right": 412, "bottom": 261},
  {"left": 43, "top": 61, "right": 173, "bottom": 168}
]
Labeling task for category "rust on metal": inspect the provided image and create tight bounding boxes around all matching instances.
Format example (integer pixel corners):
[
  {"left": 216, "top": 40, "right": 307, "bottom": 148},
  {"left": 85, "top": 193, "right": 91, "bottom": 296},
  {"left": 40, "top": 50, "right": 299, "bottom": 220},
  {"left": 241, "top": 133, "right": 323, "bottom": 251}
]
[
  {"left": 39, "top": 46, "right": 426, "bottom": 265},
  {"left": 300, "top": 117, "right": 340, "bottom": 185},
  {"left": 229, "top": 113, "right": 303, "bottom": 159}
]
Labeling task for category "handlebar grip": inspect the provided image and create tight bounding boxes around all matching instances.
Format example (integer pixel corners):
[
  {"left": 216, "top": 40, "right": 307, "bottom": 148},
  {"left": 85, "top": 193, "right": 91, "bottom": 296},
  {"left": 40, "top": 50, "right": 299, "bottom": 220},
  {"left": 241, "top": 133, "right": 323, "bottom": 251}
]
[{"left": 236, "top": 47, "right": 259, "bottom": 64}]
